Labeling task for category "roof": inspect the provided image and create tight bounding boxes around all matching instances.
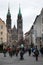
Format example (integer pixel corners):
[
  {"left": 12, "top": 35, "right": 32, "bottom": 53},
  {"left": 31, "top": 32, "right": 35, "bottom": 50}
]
[
  {"left": 33, "top": 15, "right": 39, "bottom": 25},
  {"left": 0, "top": 18, "right": 5, "bottom": 24}
]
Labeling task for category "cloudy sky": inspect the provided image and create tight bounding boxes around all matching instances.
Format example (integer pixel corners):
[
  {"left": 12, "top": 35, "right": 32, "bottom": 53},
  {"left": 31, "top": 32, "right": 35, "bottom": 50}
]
[{"left": 0, "top": 0, "right": 43, "bottom": 34}]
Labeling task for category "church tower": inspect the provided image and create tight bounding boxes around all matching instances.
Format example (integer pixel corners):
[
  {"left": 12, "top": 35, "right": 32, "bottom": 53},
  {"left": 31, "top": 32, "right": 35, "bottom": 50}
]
[
  {"left": 6, "top": 6, "right": 12, "bottom": 45},
  {"left": 6, "top": 6, "right": 11, "bottom": 30},
  {"left": 17, "top": 6, "right": 23, "bottom": 41}
]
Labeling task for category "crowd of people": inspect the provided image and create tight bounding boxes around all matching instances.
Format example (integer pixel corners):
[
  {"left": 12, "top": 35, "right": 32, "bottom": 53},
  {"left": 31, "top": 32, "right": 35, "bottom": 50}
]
[{"left": 3, "top": 43, "right": 43, "bottom": 61}]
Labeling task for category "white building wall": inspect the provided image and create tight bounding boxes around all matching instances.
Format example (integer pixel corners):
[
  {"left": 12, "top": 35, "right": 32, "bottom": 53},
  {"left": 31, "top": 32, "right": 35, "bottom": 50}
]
[
  {"left": 33, "top": 10, "right": 43, "bottom": 46},
  {"left": 34, "top": 15, "right": 42, "bottom": 37}
]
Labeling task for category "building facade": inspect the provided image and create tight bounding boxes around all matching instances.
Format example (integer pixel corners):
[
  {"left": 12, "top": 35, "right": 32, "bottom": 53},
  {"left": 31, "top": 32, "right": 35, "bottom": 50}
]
[
  {"left": 0, "top": 6, "right": 23, "bottom": 46},
  {"left": 11, "top": 25, "right": 18, "bottom": 45},
  {"left": 25, "top": 27, "right": 34, "bottom": 46},
  {"left": 6, "top": 6, "right": 23, "bottom": 46},
  {"left": 0, "top": 18, "right": 7, "bottom": 45},
  {"left": 17, "top": 6, "right": 23, "bottom": 41},
  {"left": 25, "top": 8, "right": 43, "bottom": 48},
  {"left": 32, "top": 8, "right": 43, "bottom": 47}
]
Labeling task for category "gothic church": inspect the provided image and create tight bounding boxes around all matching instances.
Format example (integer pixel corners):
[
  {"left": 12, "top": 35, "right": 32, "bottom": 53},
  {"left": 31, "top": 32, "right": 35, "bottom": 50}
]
[{"left": 6, "top": 6, "right": 23, "bottom": 46}]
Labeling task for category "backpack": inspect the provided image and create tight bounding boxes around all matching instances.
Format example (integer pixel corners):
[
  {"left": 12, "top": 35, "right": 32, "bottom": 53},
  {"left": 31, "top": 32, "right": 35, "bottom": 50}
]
[{"left": 35, "top": 49, "right": 39, "bottom": 56}]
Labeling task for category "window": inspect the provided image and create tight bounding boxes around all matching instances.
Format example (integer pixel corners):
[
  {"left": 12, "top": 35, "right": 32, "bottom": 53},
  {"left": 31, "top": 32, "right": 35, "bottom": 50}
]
[
  {"left": 0, "top": 25, "right": 3, "bottom": 29},
  {"left": 1, "top": 38, "right": 3, "bottom": 40},
  {"left": 1, "top": 32, "right": 3, "bottom": 35},
  {"left": 0, "top": 38, "right": 3, "bottom": 43}
]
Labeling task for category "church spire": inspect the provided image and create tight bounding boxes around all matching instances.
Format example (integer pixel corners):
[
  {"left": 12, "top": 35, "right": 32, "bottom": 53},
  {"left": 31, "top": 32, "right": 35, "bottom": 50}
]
[
  {"left": 6, "top": 4, "right": 11, "bottom": 29},
  {"left": 18, "top": 5, "right": 22, "bottom": 16},
  {"left": 7, "top": 4, "right": 11, "bottom": 17}
]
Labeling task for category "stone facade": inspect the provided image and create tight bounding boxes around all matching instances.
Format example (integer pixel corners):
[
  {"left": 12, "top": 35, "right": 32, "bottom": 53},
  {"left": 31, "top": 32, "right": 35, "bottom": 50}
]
[
  {"left": 11, "top": 25, "right": 18, "bottom": 45},
  {"left": 0, "top": 18, "right": 7, "bottom": 45},
  {"left": 6, "top": 6, "right": 23, "bottom": 46},
  {"left": 17, "top": 6, "right": 23, "bottom": 41}
]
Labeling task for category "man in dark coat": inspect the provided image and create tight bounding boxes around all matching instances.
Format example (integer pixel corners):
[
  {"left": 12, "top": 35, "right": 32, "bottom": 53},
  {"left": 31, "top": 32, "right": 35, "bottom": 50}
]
[{"left": 34, "top": 46, "right": 39, "bottom": 61}]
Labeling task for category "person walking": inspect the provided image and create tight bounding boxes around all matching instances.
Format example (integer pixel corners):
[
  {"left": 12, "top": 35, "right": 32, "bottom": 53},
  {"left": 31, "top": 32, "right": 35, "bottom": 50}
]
[
  {"left": 28, "top": 46, "right": 31, "bottom": 56},
  {"left": 20, "top": 44, "right": 24, "bottom": 60},
  {"left": 20, "top": 49, "right": 24, "bottom": 60},
  {"left": 3, "top": 45, "right": 7, "bottom": 57},
  {"left": 34, "top": 46, "right": 39, "bottom": 61},
  {"left": 16, "top": 47, "right": 19, "bottom": 57}
]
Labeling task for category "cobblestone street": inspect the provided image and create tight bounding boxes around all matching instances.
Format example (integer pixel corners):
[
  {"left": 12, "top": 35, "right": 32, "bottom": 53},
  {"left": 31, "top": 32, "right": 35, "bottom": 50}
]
[{"left": 0, "top": 53, "right": 43, "bottom": 65}]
